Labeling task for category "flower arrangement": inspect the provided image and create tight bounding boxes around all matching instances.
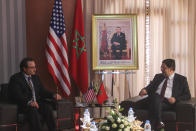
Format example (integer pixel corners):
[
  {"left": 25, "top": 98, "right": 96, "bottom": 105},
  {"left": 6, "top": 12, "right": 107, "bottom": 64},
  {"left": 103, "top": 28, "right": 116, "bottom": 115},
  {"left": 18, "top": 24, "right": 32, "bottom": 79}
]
[{"left": 99, "top": 99, "right": 143, "bottom": 131}]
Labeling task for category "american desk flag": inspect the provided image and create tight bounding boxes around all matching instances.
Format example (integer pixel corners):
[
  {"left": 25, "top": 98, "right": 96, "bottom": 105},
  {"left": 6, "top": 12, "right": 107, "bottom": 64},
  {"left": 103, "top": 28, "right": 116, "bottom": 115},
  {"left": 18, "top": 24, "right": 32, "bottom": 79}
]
[
  {"left": 45, "top": 0, "right": 71, "bottom": 96},
  {"left": 84, "top": 83, "right": 96, "bottom": 103}
]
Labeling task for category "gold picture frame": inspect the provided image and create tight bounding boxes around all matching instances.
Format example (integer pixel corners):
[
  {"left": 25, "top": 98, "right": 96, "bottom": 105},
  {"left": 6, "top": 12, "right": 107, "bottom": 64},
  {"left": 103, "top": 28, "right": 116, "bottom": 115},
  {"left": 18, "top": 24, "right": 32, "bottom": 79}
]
[{"left": 92, "top": 14, "right": 138, "bottom": 70}]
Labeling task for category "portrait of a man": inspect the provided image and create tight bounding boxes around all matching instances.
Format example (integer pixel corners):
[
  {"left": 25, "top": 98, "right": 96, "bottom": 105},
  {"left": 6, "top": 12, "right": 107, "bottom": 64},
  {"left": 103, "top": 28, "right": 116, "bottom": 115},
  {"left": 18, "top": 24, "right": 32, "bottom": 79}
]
[
  {"left": 99, "top": 24, "right": 129, "bottom": 60},
  {"left": 111, "top": 27, "right": 126, "bottom": 59},
  {"left": 92, "top": 14, "right": 138, "bottom": 70}
]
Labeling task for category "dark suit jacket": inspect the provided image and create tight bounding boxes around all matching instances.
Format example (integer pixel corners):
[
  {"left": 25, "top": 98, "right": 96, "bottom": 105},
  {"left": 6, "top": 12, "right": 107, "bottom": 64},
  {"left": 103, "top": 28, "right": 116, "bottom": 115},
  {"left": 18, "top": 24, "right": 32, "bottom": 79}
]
[
  {"left": 111, "top": 32, "right": 126, "bottom": 50},
  {"left": 145, "top": 73, "right": 191, "bottom": 103},
  {"left": 8, "top": 72, "right": 53, "bottom": 112}
]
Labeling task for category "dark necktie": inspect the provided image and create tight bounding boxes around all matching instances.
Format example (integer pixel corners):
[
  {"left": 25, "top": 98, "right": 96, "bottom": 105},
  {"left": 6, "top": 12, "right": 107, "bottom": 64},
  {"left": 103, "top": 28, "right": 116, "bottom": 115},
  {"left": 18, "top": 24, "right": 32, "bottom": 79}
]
[
  {"left": 28, "top": 77, "right": 36, "bottom": 102},
  {"left": 160, "top": 77, "right": 168, "bottom": 99}
]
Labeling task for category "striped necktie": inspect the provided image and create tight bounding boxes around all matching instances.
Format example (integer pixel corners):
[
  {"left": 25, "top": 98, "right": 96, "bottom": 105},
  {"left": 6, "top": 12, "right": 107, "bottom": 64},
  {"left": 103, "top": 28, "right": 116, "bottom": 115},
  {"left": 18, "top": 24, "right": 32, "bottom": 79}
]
[
  {"left": 28, "top": 77, "right": 36, "bottom": 102},
  {"left": 160, "top": 77, "right": 169, "bottom": 99}
]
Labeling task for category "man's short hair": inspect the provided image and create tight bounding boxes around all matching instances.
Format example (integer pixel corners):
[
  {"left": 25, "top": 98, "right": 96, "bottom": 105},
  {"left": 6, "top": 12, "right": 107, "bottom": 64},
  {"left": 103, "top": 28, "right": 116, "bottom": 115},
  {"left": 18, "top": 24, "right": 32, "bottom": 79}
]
[
  {"left": 162, "top": 59, "right": 175, "bottom": 71},
  {"left": 20, "top": 57, "right": 35, "bottom": 72}
]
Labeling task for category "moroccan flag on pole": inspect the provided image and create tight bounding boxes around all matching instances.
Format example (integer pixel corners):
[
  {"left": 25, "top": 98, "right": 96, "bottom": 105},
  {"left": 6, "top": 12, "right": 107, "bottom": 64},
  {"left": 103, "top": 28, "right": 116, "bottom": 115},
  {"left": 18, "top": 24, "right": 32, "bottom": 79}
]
[
  {"left": 69, "top": 0, "right": 88, "bottom": 94},
  {"left": 97, "top": 82, "right": 108, "bottom": 104}
]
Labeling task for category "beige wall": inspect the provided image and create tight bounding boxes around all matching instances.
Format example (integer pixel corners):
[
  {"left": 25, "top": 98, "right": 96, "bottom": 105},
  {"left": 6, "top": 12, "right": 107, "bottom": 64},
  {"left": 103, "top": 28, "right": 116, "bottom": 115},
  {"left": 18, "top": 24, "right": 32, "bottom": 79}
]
[{"left": 26, "top": 0, "right": 77, "bottom": 97}]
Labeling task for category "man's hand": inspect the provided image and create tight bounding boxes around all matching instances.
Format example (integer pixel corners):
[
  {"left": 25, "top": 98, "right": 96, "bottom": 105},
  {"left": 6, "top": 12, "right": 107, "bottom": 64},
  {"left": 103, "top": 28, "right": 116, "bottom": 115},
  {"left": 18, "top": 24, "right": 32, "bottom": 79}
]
[
  {"left": 139, "top": 89, "right": 147, "bottom": 96},
  {"left": 168, "top": 97, "right": 176, "bottom": 104},
  {"left": 54, "top": 93, "right": 62, "bottom": 100},
  {"left": 29, "top": 101, "right": 39, "bottom": 109}
]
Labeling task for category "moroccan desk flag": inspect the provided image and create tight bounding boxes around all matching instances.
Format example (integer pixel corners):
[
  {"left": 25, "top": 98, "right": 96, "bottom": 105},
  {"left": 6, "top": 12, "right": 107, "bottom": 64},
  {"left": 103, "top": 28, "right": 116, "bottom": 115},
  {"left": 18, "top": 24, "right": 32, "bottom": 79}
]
[
  {"left": 97, "top": 82, "right": 108, "bottom": 104},
  {"left": 69, "top": 0, "right": 88, "bottom": 94},
  {"left": 45, "top": 0, "right": 71, "bottom": 96},
  {"left": 84, "top": 83, "right": 96, "bottom": 103}
]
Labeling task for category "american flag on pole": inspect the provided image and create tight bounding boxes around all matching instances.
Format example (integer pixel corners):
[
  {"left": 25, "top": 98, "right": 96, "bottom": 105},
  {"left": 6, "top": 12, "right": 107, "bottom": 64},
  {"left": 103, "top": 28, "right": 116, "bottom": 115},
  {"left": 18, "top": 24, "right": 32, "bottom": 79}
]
[
  {"left": 84, "top": 83, "right": 96, "bottom": 103},
  {"left": 45, "top": 0, "right": 71, "bottom": 96}
]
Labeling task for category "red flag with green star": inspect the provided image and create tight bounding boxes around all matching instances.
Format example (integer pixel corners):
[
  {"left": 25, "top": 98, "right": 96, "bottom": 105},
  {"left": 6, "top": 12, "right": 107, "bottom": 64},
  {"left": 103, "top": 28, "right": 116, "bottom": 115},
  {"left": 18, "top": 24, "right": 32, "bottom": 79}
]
[
  {"left": 97, "top": 82, "right": 108, "bottom": 104},
  {"left": 69, "top": 0, "right": 88, "bottom": 94}
]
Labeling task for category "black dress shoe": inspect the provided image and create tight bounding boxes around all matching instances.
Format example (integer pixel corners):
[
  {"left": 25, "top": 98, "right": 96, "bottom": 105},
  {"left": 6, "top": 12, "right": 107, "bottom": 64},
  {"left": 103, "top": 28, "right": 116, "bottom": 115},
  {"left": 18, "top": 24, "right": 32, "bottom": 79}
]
[{"left": 156, "top": 121, "right": 165, "bottom": 129}]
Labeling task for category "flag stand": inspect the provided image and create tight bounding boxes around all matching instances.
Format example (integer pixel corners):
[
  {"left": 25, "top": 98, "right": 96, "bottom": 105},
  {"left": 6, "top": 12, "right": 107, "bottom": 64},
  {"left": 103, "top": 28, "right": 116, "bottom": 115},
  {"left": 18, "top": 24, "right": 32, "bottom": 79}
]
[
  {"left": 95, "top": 70, "right": 136, "bottom": 97},
  {"left": 111, "top": 70, "right": 114, "bottom": 96}
]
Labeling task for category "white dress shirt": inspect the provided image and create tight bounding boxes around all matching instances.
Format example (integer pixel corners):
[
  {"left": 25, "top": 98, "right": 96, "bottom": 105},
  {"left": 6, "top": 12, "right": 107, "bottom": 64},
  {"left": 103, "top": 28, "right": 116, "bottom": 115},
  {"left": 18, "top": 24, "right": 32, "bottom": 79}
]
[
  {"left": 156, "top": 73, "right": 175, "bottom": 98},
  {"left": 24, "top": 73, "right": 36, "bottom": 103}
]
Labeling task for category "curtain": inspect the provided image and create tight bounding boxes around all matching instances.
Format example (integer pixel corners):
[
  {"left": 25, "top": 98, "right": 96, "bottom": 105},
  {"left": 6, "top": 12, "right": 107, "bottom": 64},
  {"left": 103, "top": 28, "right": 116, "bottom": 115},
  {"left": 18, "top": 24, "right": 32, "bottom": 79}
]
[
  {"left": 83, "top": 0, "right": 196, "bottom": 103},
  {"left": 83, "top": 0, "right": 146, "bottom": 103},
  {"left": 150, "top": 0, "right": 196, "bottom": 97},
  {"left": 0, "top": 0, "right": 26, "bottom": 84}
]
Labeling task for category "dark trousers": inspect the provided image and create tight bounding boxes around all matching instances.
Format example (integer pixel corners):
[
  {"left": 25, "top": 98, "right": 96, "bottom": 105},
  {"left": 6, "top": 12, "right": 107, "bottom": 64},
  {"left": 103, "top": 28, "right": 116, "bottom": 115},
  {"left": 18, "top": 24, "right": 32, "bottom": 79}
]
[
  {"left": 147, "top": 93, "right": 175, "bottom": 129},
  {"left": 111, "top": 45, "right": 122, "bottom": 59},
  {"left": 25, "top": 102, "right": 56, "bottom": 131}
]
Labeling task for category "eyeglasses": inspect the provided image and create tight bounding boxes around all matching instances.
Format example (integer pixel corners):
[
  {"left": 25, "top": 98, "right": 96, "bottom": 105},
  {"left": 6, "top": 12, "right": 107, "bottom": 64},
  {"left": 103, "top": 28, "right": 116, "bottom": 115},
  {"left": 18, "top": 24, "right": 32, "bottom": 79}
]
[{"left": 27, "top": 66, "right": 36, "bottom": 69}]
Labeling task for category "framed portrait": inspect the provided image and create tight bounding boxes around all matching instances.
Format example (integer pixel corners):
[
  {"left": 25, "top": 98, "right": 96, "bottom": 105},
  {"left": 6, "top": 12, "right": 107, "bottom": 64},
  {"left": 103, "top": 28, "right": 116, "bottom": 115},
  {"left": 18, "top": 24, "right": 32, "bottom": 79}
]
[{"left": 92, "top": 14, "right": 138, "bottom": 70}]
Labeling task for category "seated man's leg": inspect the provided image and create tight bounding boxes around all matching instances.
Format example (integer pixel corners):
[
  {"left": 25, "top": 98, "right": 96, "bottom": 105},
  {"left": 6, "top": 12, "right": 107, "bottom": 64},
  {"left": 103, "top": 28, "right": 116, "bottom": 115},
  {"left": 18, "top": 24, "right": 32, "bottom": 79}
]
[
  {"left": 39, "top": 102, "right": 56, "bottom": 131},
  {"left": 157, "top": 98, "right": 175, "bottom": 122},
  {"left": 111, "top": 45, "right": 122, "bottom": 59},
  {"left": 111, "top": 45, "right": 117, "bottom": 59},
  {"left": 119, "top": 50, "right": 122, "bottom": 59},
  {"left": 148, "top": 94, "right": 158, "bottom": 129},
  {"left": 148, "top": 93, "right": 164, "bottom": 129},
  {"left": 148, "top": 94, "right": 175, "bottom": 129},
  {"left": 26, "top": 107, "right": 43, "bottom": 131}
]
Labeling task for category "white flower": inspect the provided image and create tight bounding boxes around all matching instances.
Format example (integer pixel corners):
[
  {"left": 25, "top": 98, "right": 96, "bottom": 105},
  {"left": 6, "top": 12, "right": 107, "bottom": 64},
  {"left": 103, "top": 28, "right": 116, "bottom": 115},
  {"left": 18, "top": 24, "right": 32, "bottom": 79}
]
[
  {"left": 106, "top": 115, "right": 112, "bottom": 120},
  {"left": 117, "top": 118, "right": 121, "bottom": 123},
  {"left": 123, "top": 121, "right": 128, "bottom": 126},
  {"left": 119, "top": 124, "right": 124, "bottom": 128},
  {"left": 105, "top": 126, "right": 110, "bottom": 130},
  {"left": 102, "top": 126, "right": 106, "bottom": 129},
  {"left": 121, "top": 116, "right": 125, "bottom": 119},
  {"left": 124, "top": 127, "right": 130, "bottom": 131},
  {"left": 112, "top": 123, "right": 117, "bottom": 128},
  {"left": 110, "top": 110, "right": 115, "bottom": 115},
  {"left": 118, "top": 129, "right": 122, "bottom": 131},
  {"left": 106, "top": 115, "right": 115, "bottom": 122},
  {"left": 110, "top": 118, "right": 115, "bottom": 122},
  {"left": 121, "top": 119, "right": 125, "bottom": 123}
]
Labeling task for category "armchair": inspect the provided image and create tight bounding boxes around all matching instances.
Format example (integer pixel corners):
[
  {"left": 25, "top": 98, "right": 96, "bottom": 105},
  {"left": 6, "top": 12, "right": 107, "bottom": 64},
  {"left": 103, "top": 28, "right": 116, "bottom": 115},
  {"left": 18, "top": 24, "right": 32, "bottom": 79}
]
[
  {"left": 120, "top": 96, "right": 196, "bottom": 131},
  {"left": 0, "top": 84, "right": 17, "bottom": 131},
  {"left": 0, "top": 83, "right": 74, "bottom": 131}
]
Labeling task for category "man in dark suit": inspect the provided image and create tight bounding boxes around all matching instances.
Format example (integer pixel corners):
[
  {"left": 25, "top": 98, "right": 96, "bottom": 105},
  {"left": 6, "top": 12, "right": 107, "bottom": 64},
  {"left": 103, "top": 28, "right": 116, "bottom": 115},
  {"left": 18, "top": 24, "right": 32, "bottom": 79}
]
[
  {"left": 139, "top": 59, "right": 191, "bottom": 130},
  {"left": 8, "top": 57, "right": 62, "bottom": 131},
  {"left": 111, "top": 27, "right": 126, "bottom": 59}
]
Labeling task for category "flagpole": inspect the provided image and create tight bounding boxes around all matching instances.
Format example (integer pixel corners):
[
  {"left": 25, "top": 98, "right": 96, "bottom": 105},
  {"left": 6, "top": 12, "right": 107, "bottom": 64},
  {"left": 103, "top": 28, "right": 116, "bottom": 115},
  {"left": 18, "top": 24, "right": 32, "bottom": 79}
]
[
  {"left": 111, "top": 70, "right": 114, "bottom": 97},
  {"left": 56, "top": 85, "right": 58, "bottom": 128}
]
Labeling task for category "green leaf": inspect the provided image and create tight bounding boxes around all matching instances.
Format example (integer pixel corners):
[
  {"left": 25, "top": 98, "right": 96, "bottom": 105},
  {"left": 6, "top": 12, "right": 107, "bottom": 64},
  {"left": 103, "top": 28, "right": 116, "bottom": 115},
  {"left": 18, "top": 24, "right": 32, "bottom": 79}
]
[{"left": 119, "top": 108, "right": 124, "bottom": 112}]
